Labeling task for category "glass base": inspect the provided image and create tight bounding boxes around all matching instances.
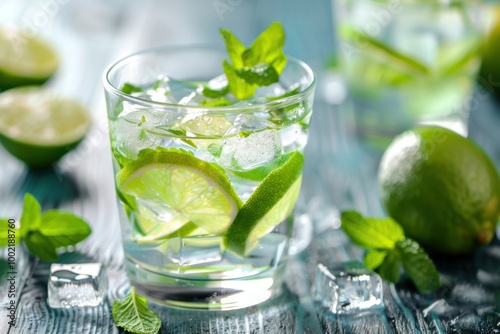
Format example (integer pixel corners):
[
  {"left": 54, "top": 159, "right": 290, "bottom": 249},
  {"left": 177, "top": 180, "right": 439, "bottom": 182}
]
[{"left": 127, "top": 260, "right": 286, "bottom": 310}]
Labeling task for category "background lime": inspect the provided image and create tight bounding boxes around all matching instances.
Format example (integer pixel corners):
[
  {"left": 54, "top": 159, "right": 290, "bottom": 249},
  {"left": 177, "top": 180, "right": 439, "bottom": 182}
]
[
  {"left": 0, "top": 87, "right": 91, "bottom": 168},
  {"left": 0, "top": 28, "right": 59, "bottom": 90},
  {"left": 379, "top": 126, "right": 500, "bottom": 254}
]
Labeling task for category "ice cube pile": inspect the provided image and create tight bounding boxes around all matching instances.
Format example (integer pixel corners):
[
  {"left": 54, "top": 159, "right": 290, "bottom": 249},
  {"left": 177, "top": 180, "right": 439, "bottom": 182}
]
[{"left": 110, "top": 74, "right": 312, "bottom": 170}]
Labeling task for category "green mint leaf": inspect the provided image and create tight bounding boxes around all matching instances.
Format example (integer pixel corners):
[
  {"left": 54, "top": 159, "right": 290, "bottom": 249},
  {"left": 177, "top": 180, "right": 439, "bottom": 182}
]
[
  {"left": 340, "top": 211, "right": 405, "bottom": 249},
  {"left": 220, "top": 28, "right": 246, "bottom": 68},
  {"left": 20, "top": 193, "right": 41, "bottom": 236},
  {"left": 200, "top": 98, "right": 233, "bottom": 107},
  {"left": 138, "top": 129, "right": 148, "bottom": 141},
  {"left": 376, "top": 249, "right": 400, "bottom": 283},
  {"left": 242, "top": 22, "right": 287, "bottom": 73},
  {"left": 201, "top": 85, "right": 230, "bottom": 99},
  {"left": 25, "top": 231, "right": 58, "bottom": 261},
  {"left": 121, "top": 83, "right": 144, "bottom": 94},
  {"left": 236, "top": 63, "right": 279, "bottom": 86},
  {"left": 0, "top": 218, "right": 20, "bottom": 247},
  {"left": 396, "top": 238, "right": 440, "bottom": 293},
  {"left": 223, "top": 59, "right": 256, "bottom": 100},
  {"left": 364, "top": 249, "right": 388, "bottom": 270},
  {"left": 112, "top": 286, "right": 161, "bottom": 334},
  {"left": 25, "top": 211, "right": 91, "bottom": 261}
]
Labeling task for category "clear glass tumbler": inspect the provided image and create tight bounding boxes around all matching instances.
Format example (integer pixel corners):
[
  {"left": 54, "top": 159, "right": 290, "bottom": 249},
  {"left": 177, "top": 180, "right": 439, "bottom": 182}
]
[
  {"left": 334, "top": 0, "right": 484, "bottom": 150},
  {"left": 103, "top": 46, "right": 316, "bottom": 310}
]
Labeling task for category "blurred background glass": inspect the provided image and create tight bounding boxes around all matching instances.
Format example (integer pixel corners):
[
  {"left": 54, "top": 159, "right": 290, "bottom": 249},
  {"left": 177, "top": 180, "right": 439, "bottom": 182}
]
[{"left": 333, "top": 0, "right": 485, "bottom": 152}]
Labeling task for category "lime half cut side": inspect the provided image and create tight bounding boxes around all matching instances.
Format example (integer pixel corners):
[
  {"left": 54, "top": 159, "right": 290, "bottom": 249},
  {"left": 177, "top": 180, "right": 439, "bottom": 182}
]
[
  {"left": 0, "top": 87, "right": 91, "bottom": 168},
  {"left": 117, "top": 149, "right": 243, "bottom": 240},
  {"left": 0, "top": 28, "right": 59, "bottom": 90},
  {"left": 223, "top": 151, "right": 304, "bottom": 256}
]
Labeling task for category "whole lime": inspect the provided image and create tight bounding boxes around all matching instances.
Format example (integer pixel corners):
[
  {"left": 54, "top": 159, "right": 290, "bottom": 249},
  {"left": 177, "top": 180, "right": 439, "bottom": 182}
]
[{"left": 379, "top": 126, "right": 500, "bottom": 254}]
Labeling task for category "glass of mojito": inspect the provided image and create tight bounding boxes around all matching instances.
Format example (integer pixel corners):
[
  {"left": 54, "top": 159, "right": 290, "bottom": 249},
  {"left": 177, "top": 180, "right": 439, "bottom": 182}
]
[
  {"left": 103, "top": 25, "right": 316, "bottom": 310},
  {"left": 334, "top": 0, "right": 484, "bottom": 150}
]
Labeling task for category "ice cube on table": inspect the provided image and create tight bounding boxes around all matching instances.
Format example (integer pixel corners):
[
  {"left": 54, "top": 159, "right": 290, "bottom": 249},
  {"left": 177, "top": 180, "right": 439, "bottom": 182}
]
[
  {"left": 314, "top": 262, "right": 383, "bottom": 314},
  {"left": 48, "top": 263, "right": 107, "bottom": 308},
  {"left": 219, "top": 114, "right": 283, "bottom": 171}
]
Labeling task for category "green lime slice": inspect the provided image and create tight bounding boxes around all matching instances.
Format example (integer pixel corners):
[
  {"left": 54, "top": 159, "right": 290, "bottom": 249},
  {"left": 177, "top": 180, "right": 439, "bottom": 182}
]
[
  {"left": 117, "top": 149, "right": 243, "bottom": 236},
  {"left": 223, "top": 151, "right": 304, "bottom": 255},
  {"left": 0, "top": 87, "right": 92, "bottom": 168},
  {"left": 0, "top": 28, "right": 59, "bottom": 90}
]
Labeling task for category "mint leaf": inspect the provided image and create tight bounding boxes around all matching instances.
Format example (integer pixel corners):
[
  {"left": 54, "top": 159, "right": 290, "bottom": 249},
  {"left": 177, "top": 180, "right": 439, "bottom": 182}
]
[
  {"left": 396, "top": 238, "right": 441, "bottom": 293},
  {"left": 377, "top": 249, "right": 400, "bottom": 283},
  {"left": 121, "top": 83, "right": 144, "bottom": 94},
  {"left": 236, "top": 63, "right": 279, "bottom": 86},
  {"left": 112, "top": 286, "right": 161, "bottom": 334},
  {"left": 223, "top": 59, "right": 257, "bottom": 100},
  {"left": 242, "top": 22, "right": 287, "bottom": 73},
  {"left": 340, "top": 211, "right": 404, "bottom": 249},
  {"left": 0, "top": 218, "right": 20, "bottom": 247},
  {"left": 201, "top": 85, "right": 230, "bottom": 99},
  {"left": 200, "top": 98, "right": 233, "bottom": 107},
  {"left": 20, "top": 193, "right": 41, "bottom": 236},
  {"left": 25, "top": 231, "right": 58, "bottom": 261},
  {"left": 364, "top": 249, "right": 387, "bottom": 270},
  {"left": 25, "top": 211, "right": 91, "bottom": 261},
  {"left": 220, "top": 28, "right": 246, "bottom": 68},
  {"left": 221, "top": 22, "right": 287, "bottom": 100},
  {"left": 341, "top": 210, "right": 440, "bottom": 293}
]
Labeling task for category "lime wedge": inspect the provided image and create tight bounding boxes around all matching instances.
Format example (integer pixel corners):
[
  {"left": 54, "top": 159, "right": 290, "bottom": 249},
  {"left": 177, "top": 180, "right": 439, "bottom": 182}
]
[
  {"left": 223, "top": 152, "right": 304, "bottom": 255},
  {"left": 117, "top": 149, "right": 243, "bottom": 236},
  {"left": 0, "top": 28, "right": 59, "bottom": 90},
  {"left": 0, "top": 87, "right": 92, "bottom": 168}
]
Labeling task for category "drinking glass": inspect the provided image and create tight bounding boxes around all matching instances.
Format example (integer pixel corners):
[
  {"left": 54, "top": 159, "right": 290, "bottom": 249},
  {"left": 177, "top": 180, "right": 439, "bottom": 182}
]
[
  {"left": 334, "top": 0, "right": 484, "bottom": 150},
  {"left": 103, "top": 46, "right": 316, "bottom": 310}
]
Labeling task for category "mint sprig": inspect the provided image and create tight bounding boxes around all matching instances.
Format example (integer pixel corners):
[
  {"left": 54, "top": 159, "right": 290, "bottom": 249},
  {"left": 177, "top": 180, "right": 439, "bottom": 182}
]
[
  {"left": 112, "top": 286, "right": 161, "bottom": 334},
  {"left": 0, "top": 193, "right": 92, "bottom": 262},
  {"left": 340, "top": 210, "right": 440, "bottom": 293},
  {"left": 221, "top": 22, "right": 287, "bottom": 100}
]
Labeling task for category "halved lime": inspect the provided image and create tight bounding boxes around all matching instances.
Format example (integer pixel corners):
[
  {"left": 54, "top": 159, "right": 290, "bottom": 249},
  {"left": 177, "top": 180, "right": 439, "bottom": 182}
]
[
  {"left": 0, "top": 28, "right": 59, "bottom": 90},
  {"left": 117, "top": 149, "right": 243, "bottom": 237},
  {"left": 0, "top": 87, "right": 92, "bottom": 168},
  {"left": 223, "top": 151, "right": 304, "bottom": 255}
]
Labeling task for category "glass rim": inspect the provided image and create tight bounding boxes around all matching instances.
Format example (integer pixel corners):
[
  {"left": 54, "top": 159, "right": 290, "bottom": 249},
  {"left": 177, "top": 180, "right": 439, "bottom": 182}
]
[{"left": 103, "top": 44, "right": 316, "bottom": 113}]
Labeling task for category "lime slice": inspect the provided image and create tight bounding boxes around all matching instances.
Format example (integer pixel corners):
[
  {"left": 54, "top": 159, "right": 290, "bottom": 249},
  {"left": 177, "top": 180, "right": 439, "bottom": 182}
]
[
  {"left": 223, "top": 151, "right": 304, "bottom": 255},
  {"left": 132, "top": 202, "right": 206, "bottom": 242},
  {"left": 0, "top": 28, "right": 59, "bottom": 90},
  {"left": 117, "top": 149, "right": 243, "bottom": 236},
  {"left": 0, "top": 87, "right": 92, "bottom": 168}
]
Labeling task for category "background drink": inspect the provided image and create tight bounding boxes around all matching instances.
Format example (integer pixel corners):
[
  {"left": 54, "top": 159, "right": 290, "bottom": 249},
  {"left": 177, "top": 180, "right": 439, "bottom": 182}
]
[
  {"left": 335, "top": 0, "right": 484, "bottom": 150},
  {"left": 104, "top": 47, "right": 316, "bottom": 310}
]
